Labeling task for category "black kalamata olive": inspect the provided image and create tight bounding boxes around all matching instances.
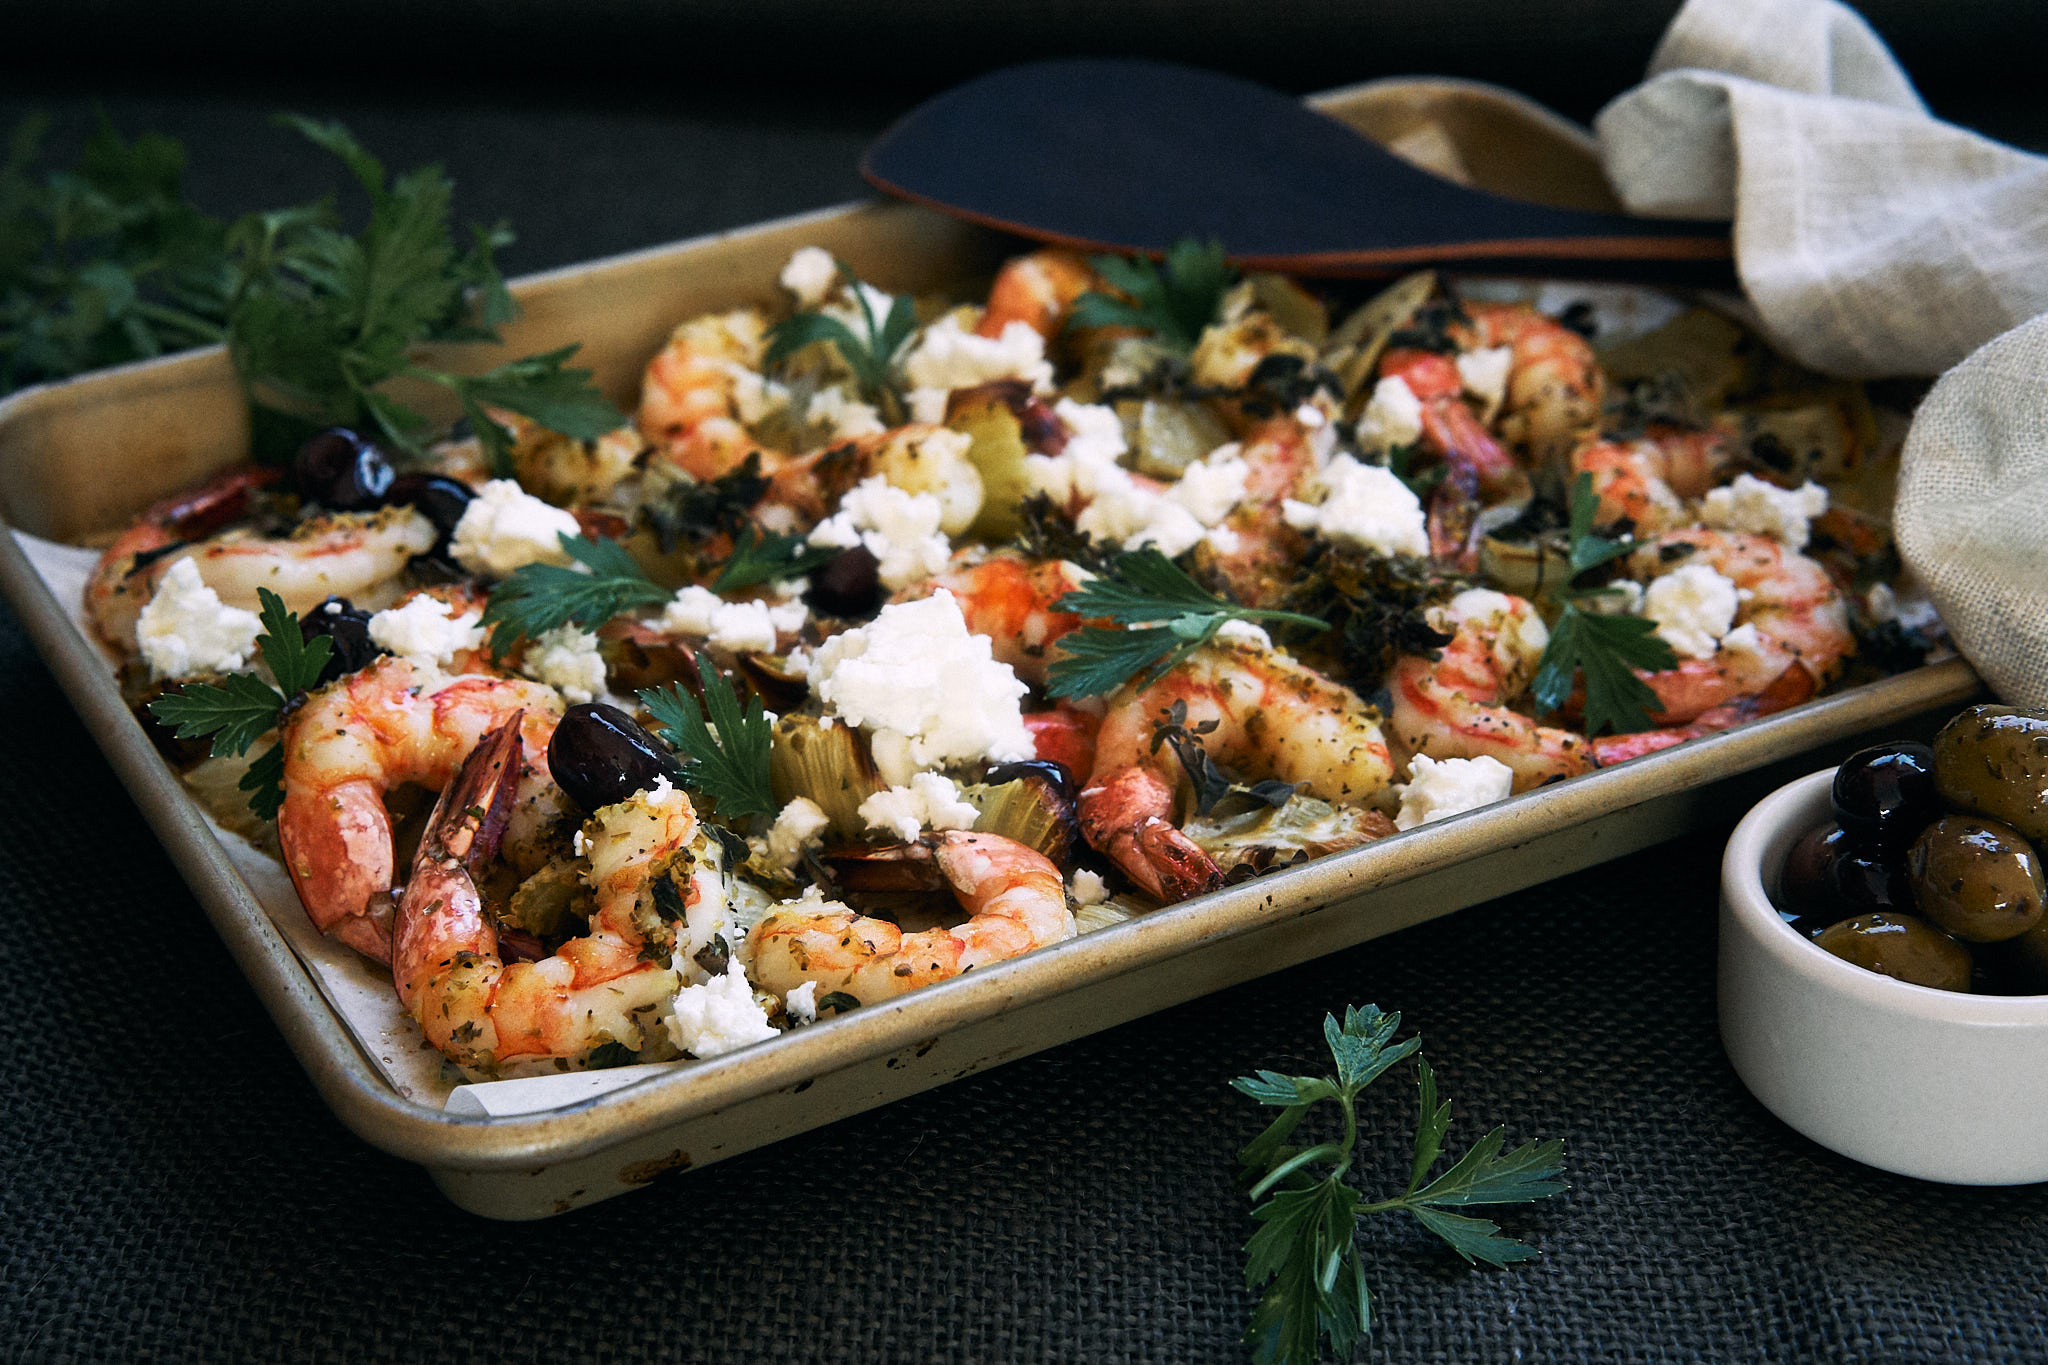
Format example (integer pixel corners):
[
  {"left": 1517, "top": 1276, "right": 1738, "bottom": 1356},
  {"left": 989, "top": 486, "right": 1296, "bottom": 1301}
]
[
  {"left": 298, "top": 596, "right": 385, "bottom": 685},
  {"left": 1777, "top": 820, "right": 1847, "bottom": 917},
  {"left": 807, "top": 546, "right": 883, "bottom": 619},
  {"left": 987, "top": 758, "right": 1079, "bottom": 803},
  {"left": 295, "top": 428, "right": 395, "bottom": 511},
  {"left": 548, "top": 703, "right": 687, "bottom": 814},
  {"left": 1831, "top": 741, "right": 1940, "bottom": 847},
  {"left": 1827, "top": 838, "right": 1914, "bottom": 916},
  {"left": 385, "top": 472, "right": 476, "bottom": 544}
]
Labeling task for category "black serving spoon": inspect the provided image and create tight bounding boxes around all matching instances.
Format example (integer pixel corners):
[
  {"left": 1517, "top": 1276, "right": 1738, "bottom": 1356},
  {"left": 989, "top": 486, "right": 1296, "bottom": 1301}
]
[{"left": 862, "top": 58, "right": 1733, "bottom": 286}]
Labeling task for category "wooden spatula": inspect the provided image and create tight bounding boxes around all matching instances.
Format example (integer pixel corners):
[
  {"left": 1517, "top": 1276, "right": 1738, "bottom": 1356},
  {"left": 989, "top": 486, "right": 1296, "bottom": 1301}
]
[{"left": 861, "top": 58, "right": 1733, "bottom": 285}]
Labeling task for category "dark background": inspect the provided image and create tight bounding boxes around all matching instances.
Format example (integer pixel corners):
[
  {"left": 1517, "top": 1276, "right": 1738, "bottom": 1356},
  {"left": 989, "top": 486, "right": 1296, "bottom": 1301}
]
[{"left": 6, "top": 4, "right": 2048, "bottom": 1360}]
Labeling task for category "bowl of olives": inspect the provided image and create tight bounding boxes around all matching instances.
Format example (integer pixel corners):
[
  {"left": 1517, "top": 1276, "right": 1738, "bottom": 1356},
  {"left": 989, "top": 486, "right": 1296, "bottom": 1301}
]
[{"left": 1719, "top": 704, "right": 2048, "bottom": 1185}]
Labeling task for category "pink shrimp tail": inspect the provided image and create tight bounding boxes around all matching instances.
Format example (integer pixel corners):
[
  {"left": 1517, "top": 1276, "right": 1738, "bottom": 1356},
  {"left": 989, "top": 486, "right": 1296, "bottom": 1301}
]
[
  {"left": 1079, "top": 765, "right": 1222, "bottom": 901},
  {"left": 279, "top": 778, "right": 398, "bottom": 964}
]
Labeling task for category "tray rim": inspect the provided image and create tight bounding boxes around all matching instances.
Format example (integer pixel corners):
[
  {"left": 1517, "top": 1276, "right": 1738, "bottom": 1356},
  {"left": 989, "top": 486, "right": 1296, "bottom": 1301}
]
[{"left": 0, "top": 158, "right": 1982, "bottom": 1181}]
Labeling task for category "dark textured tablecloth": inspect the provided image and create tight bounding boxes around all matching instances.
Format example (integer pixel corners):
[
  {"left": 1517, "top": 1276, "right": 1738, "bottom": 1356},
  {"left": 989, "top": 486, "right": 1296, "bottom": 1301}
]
[{"left": 6, "top": 69, "right": 2048, "bottom": 1365}]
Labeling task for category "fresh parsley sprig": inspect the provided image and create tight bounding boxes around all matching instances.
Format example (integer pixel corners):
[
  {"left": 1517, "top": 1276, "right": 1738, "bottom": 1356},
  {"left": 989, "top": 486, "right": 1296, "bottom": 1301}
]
[
  {"left": 219, "top": 116, "right": 620, "bottom": 468},
  {"left": 478, "top": 532, "right": 672, "bottom": 658},
  {"left": 1045, "top": 549, "right": 1329, "bottom": 700},
  {"left": 146, "top": 588, "right": 330, "bottom": 819},
  {"left": 1066, "top": 237, "right": 1236, "bottom": 353},
  {"left": 712, "top": 523, "right": 838, "bottom": 593},
  {"left": 763, "top": 258, "right": 915, "bottom": 420},
  {"left": 638, "top": 656, "right": 776, "bottom": 818},
  {"left": 1528, "top": 472, "right": 1678, "bottom": 737},
  {"left": 1235, "top": 1005, "right": 1566, "bottom": 1363}
]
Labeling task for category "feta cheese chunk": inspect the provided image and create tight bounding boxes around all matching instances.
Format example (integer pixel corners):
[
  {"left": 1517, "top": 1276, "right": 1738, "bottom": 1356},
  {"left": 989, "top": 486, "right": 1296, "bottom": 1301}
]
[
  {"left": 901, "top": 312, "right": 1053, "bottom": 396},
  {"left": 783, "top": 980, "right": 820, "bottom": 1026},
  {"left": 1642, "top": 562, "right": 1742, "bottom": 659},
  {"left": 779, "top": 245, "right": 838, "bottom": 308},
  {"left": 1393, "top": 754, "right": 1515, "bottom": 831},
  {"left": 806, "top": 385, "right": 886, "bottom": 440},
  {"left": 1455, "top": 345, "right": 1513, "bottom": 417},
  {"left": 665, "top": 966, "right": 778, "bottom": 1059},
  {"left": 660, "top": 586, "right": 807, "bottom": 653},
  {"left": 806, "top": 591, "right": 1033, "bottom": 787},
  {"left": 449, "top": 478, "right": 580, "bottom": 578},
  {"left": 1069, "top": 868, "right": 1110, "bottom": 906},
  {"left": 806, "top": 475, "right": 954, "bottom": 591},
  {"left": 523, "top": 625, "right": 608, "bottom": 704},
  {"left": 1699, "top": 474, "right": 1830, "bottom": 550},
  {"left": 1282, "top": 454, "right": 1429, "bottom": 557},
  {"left": 858, "top": 771, "right": 981, "bottom": 842},
  {"left": 136, "top": 558, "right": 262, "bottom": 679},
  {"left": 1355, "top": 376, "right": 1425, "bottom": 452},
  {"left": 368, "top": 594, "right": 485, "bottom": 669},
  {"left": 763, "top": 797, "right": 831, "bottom": 876}
]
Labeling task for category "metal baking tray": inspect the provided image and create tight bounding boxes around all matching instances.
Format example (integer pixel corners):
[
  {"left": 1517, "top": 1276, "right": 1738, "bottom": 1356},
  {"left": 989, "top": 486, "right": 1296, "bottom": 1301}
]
[{"left": 0, "top": 90, "right": 1984, "bottom": 1218}]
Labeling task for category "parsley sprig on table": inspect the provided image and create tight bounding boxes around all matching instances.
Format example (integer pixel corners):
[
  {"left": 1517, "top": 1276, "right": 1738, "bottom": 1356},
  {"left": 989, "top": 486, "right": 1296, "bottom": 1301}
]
[
  {"left": 763, "top": 257, "right": 916, "bottom": 421},
  {"left": 145, "top": 589, "right": 329, "bottom": 819},
  {"left": 1235, "top": 1005, "right": 1566, "bottom": 1363},
  {"left": 1066, "top": 237, "right": 1235, "bottom": 353},
  {"left": 1528, "top": 472, "right": 1678, "bottom": 736},
  {"left": 638, "top": 657, "right": 775, "bottom": 818},
  {"left": 1044, "top": 549, "right": 1329, "bottom": 700}
]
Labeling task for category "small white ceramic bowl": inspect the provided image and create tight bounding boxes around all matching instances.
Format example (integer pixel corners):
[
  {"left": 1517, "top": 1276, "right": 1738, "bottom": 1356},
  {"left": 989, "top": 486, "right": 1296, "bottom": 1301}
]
[{"left": 1720, "top": 768, "right": 2048, "bottom": 1185}]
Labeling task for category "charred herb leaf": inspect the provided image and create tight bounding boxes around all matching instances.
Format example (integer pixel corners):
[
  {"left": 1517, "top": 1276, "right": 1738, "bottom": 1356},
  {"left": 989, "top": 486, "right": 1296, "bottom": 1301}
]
[
  {"left": 815, "top": 991, "right": 860, "bottom": 1016},
  {"left": 1528, "top": 472, "right": 1676, "bottom": 736},
  {"left": 1271, "top": 542, "right": 1456, "bottom": 695},
  {"left": 1235, "top": 1005, "right": 1565, "bottom": 1364},
  {"left": 1047, "top": 549, "right": 1329, "bottom": 700},
  {"left": 145, "top": 588, "right": 326, "bottom": 818},
  {"left": 639, "top": 655, "right": 775, "bottom": 818},
  {"left": 1151, "top": 699, "right": 1298, "bottom": 817},
  {"left": 642, "top": 453, "right": 773, "bottom": 552},
  {"left": 1015, "top": 492, "right": 1119, "bottom": 574},
  {"left": 480, "top": 532, "right": 670, "bottom": 658},
  {"left": 1067, "top": 237, "right": 1235, "bottom": 353}
]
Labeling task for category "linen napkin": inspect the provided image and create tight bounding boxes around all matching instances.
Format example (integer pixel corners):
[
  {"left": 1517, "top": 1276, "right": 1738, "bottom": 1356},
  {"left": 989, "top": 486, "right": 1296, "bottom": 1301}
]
[{"left": 1597, "top": 0, "right": 2048, "bottom": 708}]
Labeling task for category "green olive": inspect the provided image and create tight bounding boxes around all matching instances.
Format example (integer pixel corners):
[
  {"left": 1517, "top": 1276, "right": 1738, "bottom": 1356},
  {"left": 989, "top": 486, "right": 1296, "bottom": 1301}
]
[
  {"left": 1813, "top": 911, "right": 1974, "bottom": 992},
  {"left": 1931, "top": 704, "right": 2048, "bottom": 844},
  {"left": 1906, "top": 814, "right": 2047, "bottom": 942}
]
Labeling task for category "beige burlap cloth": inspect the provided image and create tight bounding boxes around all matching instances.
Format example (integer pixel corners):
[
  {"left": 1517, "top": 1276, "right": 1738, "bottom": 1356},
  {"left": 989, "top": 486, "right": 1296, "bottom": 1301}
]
[{"left": 1595, "top": 0, "right": 2048, "bottom": 707}]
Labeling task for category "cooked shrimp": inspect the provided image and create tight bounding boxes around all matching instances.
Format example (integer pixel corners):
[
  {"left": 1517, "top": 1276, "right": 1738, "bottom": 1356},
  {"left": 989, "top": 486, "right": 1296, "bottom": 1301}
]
[
  {"left": 490, "top": 407, "right": 644, "bottom": 507},
  {"left": 1024, "top": 704, "right": 1099, "bottom": 778},
  {"left": 1203, "top": 415, "right": 1319, "bottom": 608},
  {"left": 1190, "top": 311, "right": 1322, "bottom": 394},
  {"left": 1081, "top": 638, "right": 1396, "bottom": 900},
  {"left": 85, "top": 464, "right": 279, "bottom": 650},
  {"left": 88, "top": 498, "right": 438, "bottom": 658},
  {"left": 979, "top": 250, "right": 1096, "bottom": 341},
  {"left": 912, "top": 552, "right": 1088, "bottom": 686},
  {"left": 1622, "top": 528, "right": 1853, "bottom": 725},
  {"left": 1569, "top": 423, "right": 1733, "bottom": 532},
  {"left": 1388, "top": 589, "right": 1592, "bottom": 791},
  {"left": 1588, "top": 662, "right": 1816, "bottom": 766},
  {"left": 638, "top": 307, "right": 787, "bottom": 481},
  {"left": 1376, "top": 348, "right": 1522, "bottom": 567},
  {"left": 394, "top": 725, "right": 725, "bottom": 1072},
  {"left": 1457, "top": 302, "right": 1603, "bottom": 468},
  {"left": 748, "top": 831, "right": 1074, "bottom": 1005},
  {"left": 277, "top": 657, "right": 567, "bottom": 962}
]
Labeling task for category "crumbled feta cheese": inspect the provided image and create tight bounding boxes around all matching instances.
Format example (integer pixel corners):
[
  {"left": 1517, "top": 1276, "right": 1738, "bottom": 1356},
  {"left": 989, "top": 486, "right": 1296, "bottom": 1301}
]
[
  {"left": 1428, "top": 588, "right": 1551, "bottom": 663},
  {"left": 1167, "top": 445, "right": 1250, "bottom": 526},
  {"left": 779, "top": 246, "right": 838, "bottom": 308},
  {"left": 807, "top": 591, "right": 1033, "bottom": 787},
  {"left": 665, "top": 966, "right": 778, "bottom": 1058},
  {"left": 806, "top": 476, "right": 953, "bottom": 591},
  {"left": 1863, "top": 581, "right": 1898, "bottom": 624},
  {"left": 805, "top": 385, "right": 886, "bottom": 440},
  {"left": 1393, "top": 754, "right": 1515, "bottom": 831},
  {"left": 784, "top": 980, "right": 820, "bottom": 1025},
  {"left": 523, "top": 625, "right": 608, "bottom": 704},
  {"left": 1214, "top": 619, "right": 1273, "bottom": 650},
  {"left": 1584, "top": 579, "right": 1646, "bottom": 616},
  {"left": 1024, "top": 399, "right": 1131, "bottom": 504},
  {"left": 1355, "top": 376, "right": 1425, "bottom": 452},
  {"left": 1294, "top": 403, "right": 1327, "bottom": 429},
  {"left": 367, "top": 595, "right": 485, "bottom": 669},
  {"left": 1717, "top": 621, "right": 1766, "bottom": 663},
  {"left": 763, "top": 797, "right": 830, "bottom": 876},
  {"left": 1642, "top": 562, "right": 1742, "bottom": 659},
  {"left": 719, "top": 362, "right": 790, "bottom": 426},
  {"left": 901, "top": 312, "right": 1052, "bottom": 395},
  {"left": 1455, "top": 345, "right": 1513, "bottom": 417},
  {"left": 448, "top": 478, "right": 580, "bottom": 578},
  {"left": 1699, "top": 474, "right": 1830, "bottom": 550},
  {"left": 136, "top": 558, "right": 262, "bottom": 679},
  {"left": 1070, "top": 868, "right": 1110, "bottom": 906},
  {"left": 858, "top": 771, "right": 981, "bottom": 842},
  {"left": 660, "top": 586, "right": 806, "bottom": 653},
  {"left": 1281, "top": 454, "right": 1429, "bottom": 557},
  {"left": 1076, "top": 479, "right": 1213, "bottom": 558}
]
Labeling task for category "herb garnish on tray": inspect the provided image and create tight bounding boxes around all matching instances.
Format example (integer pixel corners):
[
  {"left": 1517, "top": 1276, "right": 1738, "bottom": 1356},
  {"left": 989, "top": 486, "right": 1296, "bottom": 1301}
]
[
  {"left": 639, "top": 657, "right": 776, "bottom": 818},
  {"left": 1235, "top": 1005, "right": 1565, "bottom": 1362},
  {"left": 1066, "top": 237, "right": 1235, "bottom": 353}
]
